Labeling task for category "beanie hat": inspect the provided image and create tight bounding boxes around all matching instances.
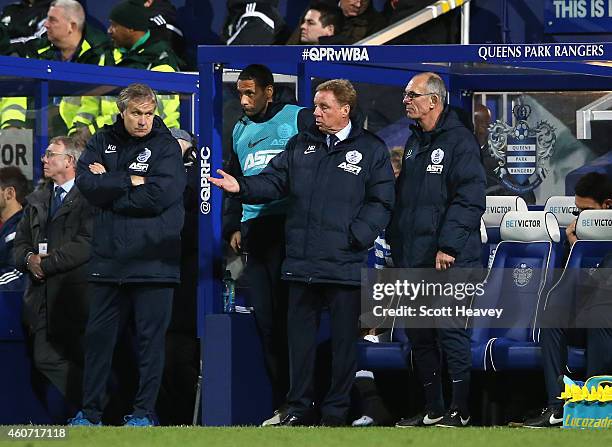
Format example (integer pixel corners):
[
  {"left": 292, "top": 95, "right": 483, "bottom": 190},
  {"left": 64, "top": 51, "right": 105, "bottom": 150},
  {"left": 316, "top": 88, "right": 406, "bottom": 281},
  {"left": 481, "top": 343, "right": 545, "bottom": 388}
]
[{"left": 109, "top": 1, "right": 151, "bottom": 31}]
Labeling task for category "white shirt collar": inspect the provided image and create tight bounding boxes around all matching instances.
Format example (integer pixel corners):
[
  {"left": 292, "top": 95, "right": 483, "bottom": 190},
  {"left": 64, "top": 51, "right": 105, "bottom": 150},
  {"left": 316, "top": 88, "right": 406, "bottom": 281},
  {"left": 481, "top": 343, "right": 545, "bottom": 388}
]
[
  {"left": 329, "top": 120, "right": 352, "bottom": 144},
  {"left": 54, "top": 178, "right": 75, "bottom": 195}
]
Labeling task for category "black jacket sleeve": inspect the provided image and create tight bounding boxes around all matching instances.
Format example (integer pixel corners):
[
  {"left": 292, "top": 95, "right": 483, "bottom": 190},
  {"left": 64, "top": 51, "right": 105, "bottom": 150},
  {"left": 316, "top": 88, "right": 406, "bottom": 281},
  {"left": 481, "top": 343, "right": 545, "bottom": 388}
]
[
  {"left": 222, "top": 137, "right": 244, "bottom": 242},
  {"left": 76, "top": 133, "right": 131, "bottom": 208},
  {"left": 437, "top": 133, "right": 486, "bottom": 257},
  {"left": 111, "top": 138, "right": 186, "bottom": 217},
  {"left": 237, "top": 139, "right": 292, "bottom": 204},
  {"left": 349, "top": 141, "right": 396, "bottom": 249}
]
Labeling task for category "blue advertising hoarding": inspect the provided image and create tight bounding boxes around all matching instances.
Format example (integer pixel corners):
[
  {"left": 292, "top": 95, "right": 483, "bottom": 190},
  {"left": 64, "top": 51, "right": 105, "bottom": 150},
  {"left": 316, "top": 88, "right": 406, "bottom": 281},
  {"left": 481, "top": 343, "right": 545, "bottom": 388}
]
[{"left": 545, "top": 0, "right": 612, "bottom": 33}]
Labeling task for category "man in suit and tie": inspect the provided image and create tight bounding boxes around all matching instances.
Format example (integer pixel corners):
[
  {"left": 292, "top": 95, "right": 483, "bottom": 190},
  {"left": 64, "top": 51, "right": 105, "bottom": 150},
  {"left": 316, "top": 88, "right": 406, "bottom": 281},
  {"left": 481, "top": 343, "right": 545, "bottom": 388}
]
[{"left": 14, "top": 135, "right": 93, "bottom": 410}]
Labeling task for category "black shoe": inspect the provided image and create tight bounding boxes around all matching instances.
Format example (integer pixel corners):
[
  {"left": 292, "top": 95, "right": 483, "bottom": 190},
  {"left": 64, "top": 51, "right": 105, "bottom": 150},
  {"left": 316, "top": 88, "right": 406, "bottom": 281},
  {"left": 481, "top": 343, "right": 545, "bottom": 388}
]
[
  {"left": 277, "top": 413, "right": 311, "bottom": 427},
  {"left": 435, "top": 409, "right": 471, "bottom": 427},
  {"left": 395, "top": 410, "right": 444, "bottom": 427},
  {"left": 524, "top": 407, "right": 563, "bottom": 428},
  {"left": 320, "top": 415, "right": 345, "bottom": 427}
]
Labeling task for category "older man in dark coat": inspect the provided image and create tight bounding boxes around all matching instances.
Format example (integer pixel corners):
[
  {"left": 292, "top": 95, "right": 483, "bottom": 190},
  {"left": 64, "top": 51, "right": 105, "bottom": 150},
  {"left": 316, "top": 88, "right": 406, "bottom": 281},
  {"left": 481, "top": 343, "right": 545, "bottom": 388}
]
[{"left": 14, "top": 135, "right": 92, "bottom": 408}]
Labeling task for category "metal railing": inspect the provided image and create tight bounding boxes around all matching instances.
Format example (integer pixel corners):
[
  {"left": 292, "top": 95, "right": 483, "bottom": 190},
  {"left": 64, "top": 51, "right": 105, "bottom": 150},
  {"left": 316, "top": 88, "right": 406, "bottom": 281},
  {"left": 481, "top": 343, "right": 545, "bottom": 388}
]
[{"left": 356, "top": 0, "right": 471, "bottom": 46}]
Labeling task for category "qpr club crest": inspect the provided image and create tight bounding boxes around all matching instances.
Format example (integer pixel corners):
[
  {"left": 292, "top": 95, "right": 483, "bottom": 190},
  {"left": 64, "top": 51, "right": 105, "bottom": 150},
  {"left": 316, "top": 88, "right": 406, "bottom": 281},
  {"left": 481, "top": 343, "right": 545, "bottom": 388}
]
[
  {"left": 487, "top": 104, "right": 556, "bottom": 194},
  {"left": 137, "top": 148, "right": 152, "bottom": 163},
  {"left": 512, "top": 262, "right": 533, "bottom": 287},
  {"left": 346, "top": 150, "right": 362, "bottom": 164},
  {"left": 431, "top": 148, "right": 444, "bottom": 164}
]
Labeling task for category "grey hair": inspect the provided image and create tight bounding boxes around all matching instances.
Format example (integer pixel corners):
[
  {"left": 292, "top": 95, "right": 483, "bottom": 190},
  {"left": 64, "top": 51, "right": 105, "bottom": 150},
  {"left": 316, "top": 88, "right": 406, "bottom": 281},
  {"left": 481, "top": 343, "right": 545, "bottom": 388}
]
[
  {"left": 51, "top": 0, "right": 85, "bottom": 32},
  {"left": 116, "top": 83, "right": 158, "bottom": 113},
  {"left": 49, "top": 135, "right": 83, "bottom": 163},
  {"left": 425, "top": 73, "right": 447, "bottom": 103}
]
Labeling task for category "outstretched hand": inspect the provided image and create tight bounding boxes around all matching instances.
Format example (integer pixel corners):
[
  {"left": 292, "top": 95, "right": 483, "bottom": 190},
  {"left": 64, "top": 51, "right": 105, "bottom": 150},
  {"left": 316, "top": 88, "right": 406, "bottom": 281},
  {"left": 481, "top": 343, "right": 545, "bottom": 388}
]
[{"left": 209, "top": 169, "right": 240, "bottom": 193}]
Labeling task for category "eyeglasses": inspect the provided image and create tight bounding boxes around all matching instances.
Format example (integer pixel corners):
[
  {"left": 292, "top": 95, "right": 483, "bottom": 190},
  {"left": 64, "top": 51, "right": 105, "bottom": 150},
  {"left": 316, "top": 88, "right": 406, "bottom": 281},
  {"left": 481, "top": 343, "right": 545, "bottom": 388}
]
[
  {"left": 41, "top": 149, "right": 71, "bottom": 162},
  {"left": 402, "top": 91, "right": 436, "bottom": 101}
]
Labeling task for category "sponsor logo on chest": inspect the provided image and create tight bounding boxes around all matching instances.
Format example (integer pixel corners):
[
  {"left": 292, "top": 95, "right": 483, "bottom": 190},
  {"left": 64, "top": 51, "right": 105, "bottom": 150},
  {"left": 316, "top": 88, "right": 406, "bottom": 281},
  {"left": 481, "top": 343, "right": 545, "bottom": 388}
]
[
  {"left": 426, "top": 148, "right": 444, "bottom": 175},
  {"left": 129, "top": 148, "right": 152, "bottom": 173},
  {"left": 338, "top": 150, "right": 363, "bottom": 175}
]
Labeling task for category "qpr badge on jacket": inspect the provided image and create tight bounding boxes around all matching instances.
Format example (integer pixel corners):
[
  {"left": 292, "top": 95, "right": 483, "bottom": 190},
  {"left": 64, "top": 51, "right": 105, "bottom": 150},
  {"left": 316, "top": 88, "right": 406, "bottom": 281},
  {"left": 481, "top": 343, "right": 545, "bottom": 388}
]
[
  {"left": 129, "top": 148, "right": 152, "bottom": 173},
  {"left": 338, "top": 150, "right": 363, "bottom": 175},
  {"left": 426, "top": 148, "right": 444, "bottom": 174}
]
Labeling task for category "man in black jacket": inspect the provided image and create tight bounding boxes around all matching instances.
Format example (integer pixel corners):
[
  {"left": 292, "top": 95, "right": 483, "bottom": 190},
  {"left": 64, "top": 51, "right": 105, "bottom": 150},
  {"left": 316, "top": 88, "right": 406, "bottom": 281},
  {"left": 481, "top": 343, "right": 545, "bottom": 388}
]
[
  {"left": 223, "top": 64, "right": 313, "bottom": 425},
  {"left": 71, "top": 83, "right": 185, "bottom": 426},
  {"left": 13, "top": 136, "right": 92, "bottom": 412},
  {"left": 212, "top": 79, "right": 395, "bottom": 426},
  {"left": 388, "top": 72, "right": 485, "bottom": 428}
]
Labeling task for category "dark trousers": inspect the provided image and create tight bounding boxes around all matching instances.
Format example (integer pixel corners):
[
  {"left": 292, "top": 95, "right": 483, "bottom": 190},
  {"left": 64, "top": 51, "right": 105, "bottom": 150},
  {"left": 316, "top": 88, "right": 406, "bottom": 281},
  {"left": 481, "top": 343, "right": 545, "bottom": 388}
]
[
  {"left": 540, "top": 327, "right": 612, "bottom": 407},
  {"left": 405, "top": 327, "right": 471, "bottom": 412},
  {"left": 286, "top": 282, "right": 360, "bottom": 421},
  {"left": 241, "top": 215, "right": 289, "bottom": 408},
  {"left": 82, "top": 283, "right": 173, "bottom": 422},
  {"left": 32, "top": 327, "right": 84, "bottom": 408}
]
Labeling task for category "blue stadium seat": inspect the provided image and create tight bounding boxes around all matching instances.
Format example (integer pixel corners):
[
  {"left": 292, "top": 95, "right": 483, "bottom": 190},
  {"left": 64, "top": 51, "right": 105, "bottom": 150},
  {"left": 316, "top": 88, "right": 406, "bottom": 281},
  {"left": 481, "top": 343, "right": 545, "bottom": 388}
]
[
  {"left": 474, "top": 211, "right": 560, "bottom": 371},
  {"left": 482, "top": 196, "right": 528, "bottom": 268},
  {"left": 357, "top": 329, "right": 411, "bottom": 370}
]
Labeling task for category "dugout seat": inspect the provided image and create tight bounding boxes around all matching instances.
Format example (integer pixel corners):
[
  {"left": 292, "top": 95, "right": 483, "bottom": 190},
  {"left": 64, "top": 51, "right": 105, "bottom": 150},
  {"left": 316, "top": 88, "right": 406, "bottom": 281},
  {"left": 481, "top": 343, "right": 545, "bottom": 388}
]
[{"left": 472, "top": 211, "right": 560, "bottom": 371}]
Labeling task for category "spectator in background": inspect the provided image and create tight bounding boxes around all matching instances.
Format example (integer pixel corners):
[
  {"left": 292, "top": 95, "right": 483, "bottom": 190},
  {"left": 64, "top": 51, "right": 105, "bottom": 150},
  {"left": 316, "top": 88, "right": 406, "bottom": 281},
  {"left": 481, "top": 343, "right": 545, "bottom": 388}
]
[
  {"left": 15, "top": 0, "right": 109, "bottom": 62},
  {"left": 6, "top": 0, "right": 111, "bottom": 137},
  {"left": 0, "top": 166, "right": 28, "bottom": 290},
  {"left": 13, "top": 136, "right": 92, "bottom": 412},
  {"left": 0, "top": 0, "right": 52, "bottom": 49},
  {"left": 285, "top": 2, "right": 343, "bottom": 45},
  {"left": 0, "top": 0, "right": 55, "bottom": 129},
  {"left": 140, "top": 0, "right": 188, "bottom": 69},
  {"left": 383, "top": 0, "right": 460, "bottom": 44},
  {"left": 223, "top": 0, "right": 289, "bottom": 45},
  {"left": 69, "top": 0, "right": 182, "bottom": 141},
  {"left": 317, "top": 0, "right": 387, "bottom": 44}
]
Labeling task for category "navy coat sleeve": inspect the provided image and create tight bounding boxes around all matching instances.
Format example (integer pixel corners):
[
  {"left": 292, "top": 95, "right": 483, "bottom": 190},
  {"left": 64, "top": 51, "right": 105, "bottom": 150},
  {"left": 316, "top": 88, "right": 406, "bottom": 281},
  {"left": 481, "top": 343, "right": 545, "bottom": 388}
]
[
  {"left": 111, "top": 138, "right": 186, "bottom": 217},
  {"left": 437, "top": 134, "right": 486, "bottom": 257},
  {"left": 237, "top": 139, "right": 292, "bottom": 204},
  {"left": 222, "top": 138, "right": 244, "bottom": 242},
  {"left": 349, "top": 141, "right": 396, "bottom": 250},
  {"left": 76, "top": 133, "right": 131, "bottom": 208}
]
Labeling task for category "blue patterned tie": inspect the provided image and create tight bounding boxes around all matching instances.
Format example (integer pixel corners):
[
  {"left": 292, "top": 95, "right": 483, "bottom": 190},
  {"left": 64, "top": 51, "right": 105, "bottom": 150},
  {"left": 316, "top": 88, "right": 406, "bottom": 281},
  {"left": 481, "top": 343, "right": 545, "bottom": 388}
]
[
  {"left": 328, "top": 134, "right": 339, "bottom": 150},
  {"left": 51, "top": 186, "right": 64, "bottom": 216}
]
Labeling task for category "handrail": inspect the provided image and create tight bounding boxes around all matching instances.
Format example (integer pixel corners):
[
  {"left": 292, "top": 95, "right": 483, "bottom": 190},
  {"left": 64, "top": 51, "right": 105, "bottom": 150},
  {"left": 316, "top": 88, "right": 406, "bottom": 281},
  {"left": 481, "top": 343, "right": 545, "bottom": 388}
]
[{"left": 356, "top": 0, "right": 470, "bottom": 46}]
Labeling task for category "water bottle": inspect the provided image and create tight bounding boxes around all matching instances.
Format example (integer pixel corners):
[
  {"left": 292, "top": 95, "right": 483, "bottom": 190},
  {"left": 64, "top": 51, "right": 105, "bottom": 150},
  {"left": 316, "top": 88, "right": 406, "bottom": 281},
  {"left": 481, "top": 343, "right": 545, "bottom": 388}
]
[{"left": 222, "top": 269, "right": 235, "bottom": 313}]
